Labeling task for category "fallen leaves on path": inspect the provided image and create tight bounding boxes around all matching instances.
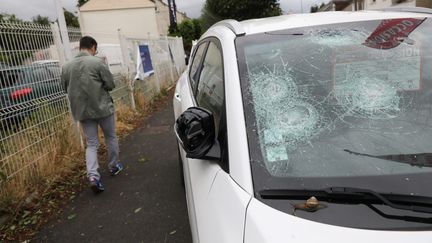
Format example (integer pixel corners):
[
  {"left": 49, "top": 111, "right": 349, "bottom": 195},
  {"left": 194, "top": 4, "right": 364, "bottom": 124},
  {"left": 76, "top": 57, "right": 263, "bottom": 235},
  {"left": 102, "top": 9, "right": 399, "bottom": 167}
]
[{"left": 134, "top": 207, "right": 142, "bottom": 213}]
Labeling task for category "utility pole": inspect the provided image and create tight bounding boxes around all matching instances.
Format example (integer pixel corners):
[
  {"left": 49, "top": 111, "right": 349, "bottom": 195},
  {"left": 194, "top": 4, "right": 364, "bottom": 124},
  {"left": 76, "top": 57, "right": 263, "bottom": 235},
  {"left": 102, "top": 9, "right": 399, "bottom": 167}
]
[
  {"left": 167, "top": 0, "right": 177, "bottom": 29},
  {"left": 53, "top": 0, "right": 72, "bottom": 60},
  {"left": 173, "top": 0, "right": 177, "bottom": 19},
  {"left": 53, "top": 0, "right": 83, "bottom": 149}
]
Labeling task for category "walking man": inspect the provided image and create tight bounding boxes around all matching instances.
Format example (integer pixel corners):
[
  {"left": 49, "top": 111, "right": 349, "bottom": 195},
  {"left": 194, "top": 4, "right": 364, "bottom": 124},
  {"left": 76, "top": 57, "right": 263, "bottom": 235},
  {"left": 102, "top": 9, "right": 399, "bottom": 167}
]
[{"left": 61, "top": 36, "right": 123, "bottom": 193}]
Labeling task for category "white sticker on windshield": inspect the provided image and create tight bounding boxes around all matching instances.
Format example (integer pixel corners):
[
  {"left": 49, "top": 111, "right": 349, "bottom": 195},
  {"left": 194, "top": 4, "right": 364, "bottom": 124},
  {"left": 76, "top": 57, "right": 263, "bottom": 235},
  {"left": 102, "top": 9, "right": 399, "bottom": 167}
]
[
  {"left": 266, "top": 145, "right": 288, "bottom": 162},
  {"left": 263, "top": 129, "right": 289, "bottom": 162},
  {"left": 263, "top": 129, "right": 284, "bottom": 145}
]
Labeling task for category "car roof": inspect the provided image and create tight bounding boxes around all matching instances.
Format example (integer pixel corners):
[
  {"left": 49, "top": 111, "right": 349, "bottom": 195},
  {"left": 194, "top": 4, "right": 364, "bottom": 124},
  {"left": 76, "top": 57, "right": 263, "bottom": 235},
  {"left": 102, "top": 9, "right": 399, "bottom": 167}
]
[
  {"left": 229, "top": 10, "right": 432, "bottom": 36},
  {"left": 32, "top": 60, "right": 59, "bottom": 65}
]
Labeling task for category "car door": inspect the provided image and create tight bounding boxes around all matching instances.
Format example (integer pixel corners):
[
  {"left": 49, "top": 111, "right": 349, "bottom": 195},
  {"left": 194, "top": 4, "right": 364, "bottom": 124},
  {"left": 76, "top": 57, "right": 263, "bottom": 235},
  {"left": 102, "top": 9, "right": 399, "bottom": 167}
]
[
  {"left": 173, "top": 39, "right": 226, "bottom": 243},
  {"left": 173, "top": 39, "right": 208, "bottom": 243},
  {"left": 173, "top": 41, "right": 207, "bottom": 118}
]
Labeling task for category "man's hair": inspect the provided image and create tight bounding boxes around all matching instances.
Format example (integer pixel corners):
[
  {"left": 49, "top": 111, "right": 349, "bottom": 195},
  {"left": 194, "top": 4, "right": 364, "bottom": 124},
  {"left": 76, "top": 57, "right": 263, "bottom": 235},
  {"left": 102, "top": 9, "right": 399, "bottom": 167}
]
[{"left": 79, "top": 36, "right": 97, "bottom": 50}]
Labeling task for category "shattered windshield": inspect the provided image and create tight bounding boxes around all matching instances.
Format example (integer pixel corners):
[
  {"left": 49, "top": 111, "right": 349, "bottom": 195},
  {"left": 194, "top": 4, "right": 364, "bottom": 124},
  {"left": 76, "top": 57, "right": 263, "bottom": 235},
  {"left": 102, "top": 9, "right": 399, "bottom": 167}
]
[{"left": 237, "top": 18, "right": 432, "bottom": 178}]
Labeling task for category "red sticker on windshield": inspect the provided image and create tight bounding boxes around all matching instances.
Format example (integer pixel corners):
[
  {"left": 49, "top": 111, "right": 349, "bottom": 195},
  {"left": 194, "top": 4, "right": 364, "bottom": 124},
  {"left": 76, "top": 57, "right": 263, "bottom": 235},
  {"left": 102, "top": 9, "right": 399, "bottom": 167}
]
[{"left": 363, "top": 18, "right": 425, "bottom": 49}]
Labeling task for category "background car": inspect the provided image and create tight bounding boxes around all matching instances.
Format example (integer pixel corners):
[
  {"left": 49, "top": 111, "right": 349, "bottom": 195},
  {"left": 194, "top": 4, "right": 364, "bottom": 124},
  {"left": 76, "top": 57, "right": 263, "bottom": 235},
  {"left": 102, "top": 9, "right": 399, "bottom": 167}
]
[
  {"left": 0, "top": 61, "right": 63, "bottom": 127},
  {"left": 173, "top": 8, "right": 432, "bottom": 243}
]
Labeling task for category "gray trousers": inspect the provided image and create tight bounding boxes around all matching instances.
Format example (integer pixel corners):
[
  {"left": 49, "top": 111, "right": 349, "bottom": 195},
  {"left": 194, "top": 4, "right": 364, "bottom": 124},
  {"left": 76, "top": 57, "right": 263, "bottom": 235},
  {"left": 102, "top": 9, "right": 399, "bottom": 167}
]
[{"left": 80, "top": 113, "right": 119, "bottom": 180}]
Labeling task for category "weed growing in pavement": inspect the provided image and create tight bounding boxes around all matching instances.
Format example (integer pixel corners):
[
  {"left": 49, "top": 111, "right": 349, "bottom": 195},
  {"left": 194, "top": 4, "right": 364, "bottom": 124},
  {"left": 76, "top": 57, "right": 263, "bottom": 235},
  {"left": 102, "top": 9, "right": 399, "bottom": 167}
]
[{"left": 160, "top": 86, "right": 169, "bottom": 97}]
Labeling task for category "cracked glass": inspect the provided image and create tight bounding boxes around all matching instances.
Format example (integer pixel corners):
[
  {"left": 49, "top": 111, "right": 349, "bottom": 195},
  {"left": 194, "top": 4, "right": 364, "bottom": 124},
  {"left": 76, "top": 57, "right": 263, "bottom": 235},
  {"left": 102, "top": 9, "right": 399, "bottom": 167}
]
[{"left": 237, "top": 18, "right": 432, "bottom": 178}]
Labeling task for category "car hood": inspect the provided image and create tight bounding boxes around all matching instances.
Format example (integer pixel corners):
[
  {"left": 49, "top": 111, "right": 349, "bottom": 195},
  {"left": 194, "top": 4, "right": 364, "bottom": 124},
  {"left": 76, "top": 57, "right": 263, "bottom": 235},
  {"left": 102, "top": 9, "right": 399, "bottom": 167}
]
[{"left": 244, "top": 198, "right": 432, "bottom": 243}]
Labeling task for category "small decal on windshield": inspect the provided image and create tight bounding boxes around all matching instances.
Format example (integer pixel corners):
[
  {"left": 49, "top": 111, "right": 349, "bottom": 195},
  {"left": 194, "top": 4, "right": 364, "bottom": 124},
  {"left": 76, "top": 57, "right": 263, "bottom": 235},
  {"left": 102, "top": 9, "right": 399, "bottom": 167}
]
[{"left": 266, "top": 145, "right": 288, "bottom": 162}]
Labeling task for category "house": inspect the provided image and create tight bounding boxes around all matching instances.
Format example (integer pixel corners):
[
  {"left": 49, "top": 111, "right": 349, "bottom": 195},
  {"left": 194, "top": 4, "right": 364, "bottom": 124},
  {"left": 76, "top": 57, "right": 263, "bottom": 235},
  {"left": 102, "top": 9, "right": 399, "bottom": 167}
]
[
  {"left": 78, "top": 0, "right": 187, "bottom": 43},
  {"left": 363, "top": 0, "right": 432, "bottom": 9},
  {"left": 155, "top": 0, "right": 187, "bottom": 37},
  {"left": 318, "top": 0, "right": 432, "bottom": 12},
  {"left": 318, "top": 0, "right": 361, "bottom": 11}
]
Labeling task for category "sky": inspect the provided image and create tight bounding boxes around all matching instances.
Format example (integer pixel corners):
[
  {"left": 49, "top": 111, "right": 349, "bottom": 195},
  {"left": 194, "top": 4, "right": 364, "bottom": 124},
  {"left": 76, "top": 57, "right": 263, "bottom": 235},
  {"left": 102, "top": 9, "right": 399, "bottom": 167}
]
[{"left": 0, "top": 0, "right": 330, "bottom": 21}]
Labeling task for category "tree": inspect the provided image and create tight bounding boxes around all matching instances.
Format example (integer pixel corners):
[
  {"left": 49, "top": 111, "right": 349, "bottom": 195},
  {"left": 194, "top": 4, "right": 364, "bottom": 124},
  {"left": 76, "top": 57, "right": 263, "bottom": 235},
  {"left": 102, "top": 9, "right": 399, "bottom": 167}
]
[
  {"left": 32, "top": 15, "right": 50, "bottom": 25},
  {"left": 192, "top": 19, "right": 202, "bottom": 42},
  {"left": 201, "top": 0, "right": 282, "bottom": 31},
  {"left": 311, "top": 2, "right": 326, "bottom": 12},
  {"left": 310, "top": 5, "right": 319, "bottom": 13},
  {"left": 0, "top": 14, "right": 51, "bottom": 65},
  {"left": 64, "top": 9, "right": 79, "bottom": 28},
  {"left": 169, "top": 19, "right": 203, "bottom": 55},
  {"left": 77, "top": 0, "right": 89, "bottom": 7},
  {"left": 0, "top": 13, "right": 23, "bottom": 23}
]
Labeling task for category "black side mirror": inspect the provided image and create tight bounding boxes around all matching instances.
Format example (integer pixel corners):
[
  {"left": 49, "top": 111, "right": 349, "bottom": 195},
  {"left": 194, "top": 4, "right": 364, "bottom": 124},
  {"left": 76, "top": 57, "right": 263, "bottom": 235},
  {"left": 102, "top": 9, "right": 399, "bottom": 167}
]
[{"left": 175, "top": 107, "right": 220, "bottom": 160}]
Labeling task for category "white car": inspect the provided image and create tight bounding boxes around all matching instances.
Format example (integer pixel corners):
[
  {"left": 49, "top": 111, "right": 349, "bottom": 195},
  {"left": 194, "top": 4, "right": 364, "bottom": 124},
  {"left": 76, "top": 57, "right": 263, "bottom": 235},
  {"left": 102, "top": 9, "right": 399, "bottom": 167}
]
[{"left": 173, "top": 8, "right": 432, "bottom": 243}]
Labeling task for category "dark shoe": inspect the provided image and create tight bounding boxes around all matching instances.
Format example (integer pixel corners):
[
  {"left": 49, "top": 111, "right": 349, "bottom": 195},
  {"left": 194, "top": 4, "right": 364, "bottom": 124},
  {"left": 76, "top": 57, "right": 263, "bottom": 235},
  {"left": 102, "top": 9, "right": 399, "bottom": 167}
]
[
  {"left": 89, "top": 177, "right": 105, "bottom": 193},
  {"left": 110, "top": 163, "right": 124, "bottom": 176}
]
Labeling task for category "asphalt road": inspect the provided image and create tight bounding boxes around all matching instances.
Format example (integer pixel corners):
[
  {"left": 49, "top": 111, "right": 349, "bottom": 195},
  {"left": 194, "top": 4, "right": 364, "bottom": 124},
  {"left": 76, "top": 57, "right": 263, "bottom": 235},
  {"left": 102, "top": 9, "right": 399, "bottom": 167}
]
[{"left": 35, "top": 94, "right": 192, "bottom": 243}]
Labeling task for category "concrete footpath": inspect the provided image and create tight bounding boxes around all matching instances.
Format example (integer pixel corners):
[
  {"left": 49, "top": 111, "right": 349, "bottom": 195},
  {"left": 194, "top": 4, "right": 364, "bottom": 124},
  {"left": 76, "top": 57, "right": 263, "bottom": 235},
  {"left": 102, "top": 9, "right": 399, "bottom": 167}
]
[{"left": 34, "top": 94, "right": 192, "bottom": 243}]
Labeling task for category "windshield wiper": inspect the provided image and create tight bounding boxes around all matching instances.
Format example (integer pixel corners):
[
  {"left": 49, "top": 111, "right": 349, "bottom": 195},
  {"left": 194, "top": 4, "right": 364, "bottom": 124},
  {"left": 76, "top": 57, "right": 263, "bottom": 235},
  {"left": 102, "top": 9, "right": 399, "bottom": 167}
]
[
  {"left": 260, "top": 187, "right": 432, "bottom": 214},
  {"left": 343, "top": 149, "right": 432, "bottom": 168}
]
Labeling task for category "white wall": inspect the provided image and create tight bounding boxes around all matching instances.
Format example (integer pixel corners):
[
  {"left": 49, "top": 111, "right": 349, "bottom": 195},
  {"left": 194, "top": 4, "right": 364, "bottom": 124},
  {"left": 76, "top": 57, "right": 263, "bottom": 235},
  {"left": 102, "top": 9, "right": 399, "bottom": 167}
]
[
  {"left": 80, "top": 8, "right": 160, "bottom": 44},
  {"left": 364, "top": 0, "right": 416, "bottom": 10},
  {"left": 155, "top": 1, "right": 171, "bottom": 36},
  {"left": 342, "top": 4, "right": 353, "bottom": 11},
  {"left": 365, "top": 0, "right": 392, "bottom": 9},
  {"left": 396, "top": 0, "right": 417, "bottom": 7}
]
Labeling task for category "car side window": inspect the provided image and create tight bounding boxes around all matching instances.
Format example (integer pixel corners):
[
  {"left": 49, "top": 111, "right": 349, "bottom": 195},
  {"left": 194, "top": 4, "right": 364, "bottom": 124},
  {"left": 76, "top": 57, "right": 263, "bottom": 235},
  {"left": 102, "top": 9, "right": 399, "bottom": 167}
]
[
  {"left": 188, "top": 43, "right": 208, "bottom": 93},
  {"left": 0, "top": 69, "right": 20, "bottom": 88},
  {"left": 32, "top": 67, "right": 48, "bottom": 83},
  {"left": 24, "top": 67, "right": 45, "bottom": 84},
  {"left": 47, "top": 65, "right": 61, "bottom": 79},
  {"left": 195, "top": 42, "right": 224, "bottom": 133}
]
